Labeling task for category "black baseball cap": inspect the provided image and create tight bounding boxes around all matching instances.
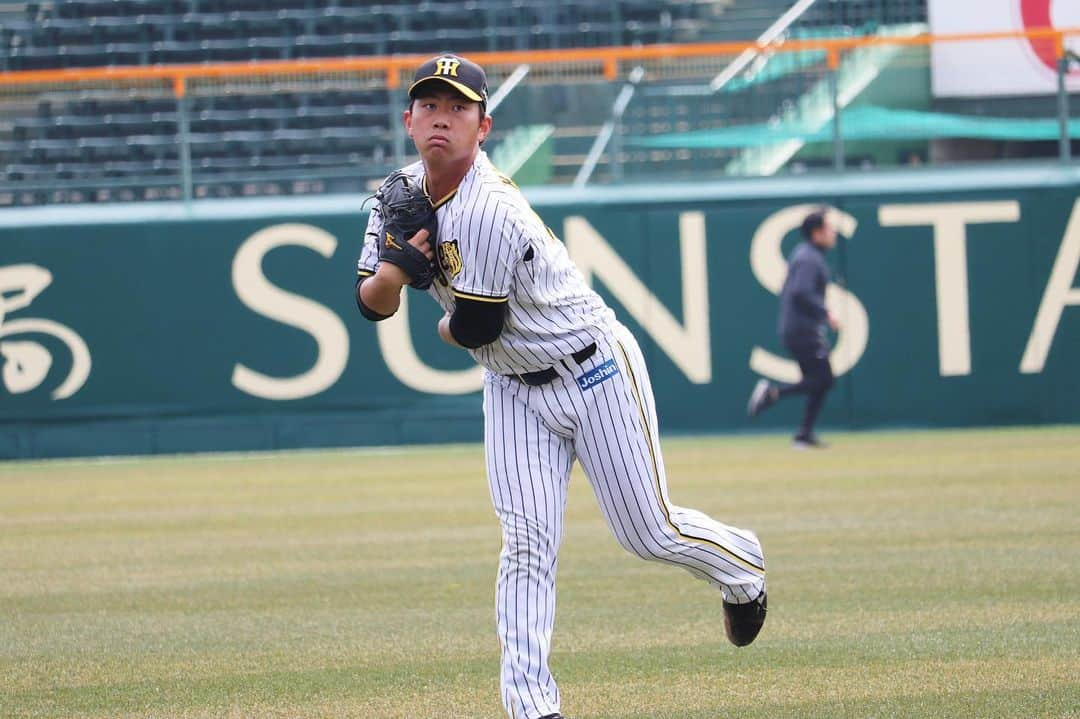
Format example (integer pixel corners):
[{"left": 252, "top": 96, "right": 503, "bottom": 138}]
[{"left": 408, "top": 53, "right": 489, "bottom": 105}]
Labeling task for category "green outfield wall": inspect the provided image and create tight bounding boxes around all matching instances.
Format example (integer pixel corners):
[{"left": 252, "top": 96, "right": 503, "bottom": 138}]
[{"left": 1, "top": 164, "right": 1078, "bottom": 459}]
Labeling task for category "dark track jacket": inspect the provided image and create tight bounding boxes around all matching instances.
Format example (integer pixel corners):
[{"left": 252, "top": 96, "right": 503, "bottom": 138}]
[{"left": 778, "top": 241, "right": 830, "bottom": 348}]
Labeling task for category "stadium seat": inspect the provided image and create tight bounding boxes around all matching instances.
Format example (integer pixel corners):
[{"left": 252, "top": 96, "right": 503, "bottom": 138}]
[{"left": 0, "top": 0, "right": 930, "bottom": 205}]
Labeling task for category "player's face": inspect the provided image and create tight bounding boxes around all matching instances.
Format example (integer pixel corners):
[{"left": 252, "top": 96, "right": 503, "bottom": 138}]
[
  {"left": 814, "top": 222, "right": 837, "bottom": 249},
  {"left": 404, "top": 90, "right": 491, "bottom": 163}
]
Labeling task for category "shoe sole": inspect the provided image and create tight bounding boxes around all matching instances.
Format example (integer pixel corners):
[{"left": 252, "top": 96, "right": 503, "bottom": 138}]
[{"left": 747, "top": 379, "right": 770, "bottom": 417}]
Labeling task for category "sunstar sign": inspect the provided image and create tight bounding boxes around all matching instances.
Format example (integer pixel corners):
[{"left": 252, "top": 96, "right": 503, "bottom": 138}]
[
  {"left": 929, "top": 0, "right": 1080, "bottom": 97},
  {"left": 224, "top": 199, "right": 1080, "bottom": 398}
]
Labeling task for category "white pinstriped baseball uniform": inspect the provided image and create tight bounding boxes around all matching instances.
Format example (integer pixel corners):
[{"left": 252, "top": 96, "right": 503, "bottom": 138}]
[{"left": 359, "top": 151, "right": 766, "bottom": 719}]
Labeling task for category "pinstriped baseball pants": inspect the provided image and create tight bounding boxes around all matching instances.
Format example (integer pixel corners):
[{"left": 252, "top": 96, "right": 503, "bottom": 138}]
[{"left": 483, "top": 322, "right": 766, "bottom": 719}]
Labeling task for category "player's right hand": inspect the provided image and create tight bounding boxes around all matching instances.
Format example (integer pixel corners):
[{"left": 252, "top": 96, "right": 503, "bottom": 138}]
[{"left": 409, "top": 228, "right": 435, "bottom": 261}]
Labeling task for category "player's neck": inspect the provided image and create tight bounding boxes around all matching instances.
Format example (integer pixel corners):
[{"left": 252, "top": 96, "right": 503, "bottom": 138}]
[{"left": 423, "top": 149, "right": 477, "bottom": 203}]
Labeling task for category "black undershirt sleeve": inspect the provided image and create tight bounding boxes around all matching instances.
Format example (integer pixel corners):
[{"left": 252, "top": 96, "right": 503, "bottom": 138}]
[{"left": 449, "top": 296, "right": 507, "bottom": 348}]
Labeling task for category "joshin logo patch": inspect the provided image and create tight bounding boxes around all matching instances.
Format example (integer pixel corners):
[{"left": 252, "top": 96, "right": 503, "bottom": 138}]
[{"left": 576, "top": 358, "right": 619, "bottom": 391}]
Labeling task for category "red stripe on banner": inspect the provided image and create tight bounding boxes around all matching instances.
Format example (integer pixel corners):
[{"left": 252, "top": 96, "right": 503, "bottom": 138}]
[{"left": 1020, "top": 0, "right": 1059, "bottom": 72}]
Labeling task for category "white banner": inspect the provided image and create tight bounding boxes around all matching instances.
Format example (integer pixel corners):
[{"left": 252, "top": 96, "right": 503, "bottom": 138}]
[{"left": 929, "top": 0, "right": 1080, "bottom": 97}]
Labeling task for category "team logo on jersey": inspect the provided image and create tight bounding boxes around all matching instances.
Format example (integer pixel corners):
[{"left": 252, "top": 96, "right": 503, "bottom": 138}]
[
  {"left": 438, "top": 240, "right": 464, "bottom": 279},
  {"left": 576, "top": 359, "right": 620, "bottom": 391}
]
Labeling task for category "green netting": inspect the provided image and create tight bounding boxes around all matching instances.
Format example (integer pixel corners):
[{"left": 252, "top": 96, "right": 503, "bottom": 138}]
[
  {"left": 721, "top": 25, "right": 883, "bottom": 94},
  {"left": 720, "top": 49, "right": 826, "bottom": 93},
  {"left": 630, "top": 106, "right": 1080, "bottom": 148}
]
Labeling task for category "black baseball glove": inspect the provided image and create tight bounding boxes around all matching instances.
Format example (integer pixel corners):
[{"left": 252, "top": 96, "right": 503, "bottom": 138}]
[{"left": 373, "top": 170, "right": 438, "bottom": 290}]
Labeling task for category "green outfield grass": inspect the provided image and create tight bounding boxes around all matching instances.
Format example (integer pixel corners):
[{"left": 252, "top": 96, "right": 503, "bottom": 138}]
[{"left": 1, "top": 427, "right": 1078, "bottom": 719}]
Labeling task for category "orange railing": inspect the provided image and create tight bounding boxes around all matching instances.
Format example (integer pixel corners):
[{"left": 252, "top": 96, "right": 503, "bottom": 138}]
[{"left": 0, "top": 27, "right": 1078, "bottom": 96}]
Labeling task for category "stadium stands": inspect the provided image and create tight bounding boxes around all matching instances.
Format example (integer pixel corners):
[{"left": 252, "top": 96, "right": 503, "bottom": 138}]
[
  {"left": 0, "top": 0, "right": 930, "bottom": 205},
  {"left": 3, "top": 0, "right": 717, "bottom": 69}
]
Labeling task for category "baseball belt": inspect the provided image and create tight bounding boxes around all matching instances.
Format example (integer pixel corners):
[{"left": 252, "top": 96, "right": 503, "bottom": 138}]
[{"left": 507, "top": 343, "right": 598, "bottom": 386}]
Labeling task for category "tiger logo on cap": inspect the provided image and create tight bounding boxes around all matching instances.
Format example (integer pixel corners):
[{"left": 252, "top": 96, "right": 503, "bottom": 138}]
[{"left": 434, "top": 57, "right": 461, "bottom": 77}]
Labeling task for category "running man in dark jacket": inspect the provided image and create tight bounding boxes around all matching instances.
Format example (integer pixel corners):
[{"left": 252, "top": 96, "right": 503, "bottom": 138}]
[{"left": 747, "top": 209, "right": 839, "bottom": 448}]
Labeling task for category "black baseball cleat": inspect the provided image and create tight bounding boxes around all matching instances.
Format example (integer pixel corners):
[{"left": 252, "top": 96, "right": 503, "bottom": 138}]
[
  {"left": 792, "top": 434, "right": 827, "bottom": 449},
  {"left": 747, "top": 379, "right": 778, "bottom": 418},
  {"left": 723, "top": 590, "right": 767, "bottom": 647},
  {"left": 538, "top": 715, "right": 564, "bottom": 719}
]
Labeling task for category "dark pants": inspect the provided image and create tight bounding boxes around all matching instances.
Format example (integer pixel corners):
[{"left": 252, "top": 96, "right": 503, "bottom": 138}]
[{"left": 777, "top": 341, "right": 834, "bottom": 438}]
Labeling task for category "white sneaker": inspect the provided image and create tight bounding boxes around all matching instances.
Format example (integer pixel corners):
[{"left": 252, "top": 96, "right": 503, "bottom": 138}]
[{"left": 747, "top": 378, "right": 776, "bottom": 418}]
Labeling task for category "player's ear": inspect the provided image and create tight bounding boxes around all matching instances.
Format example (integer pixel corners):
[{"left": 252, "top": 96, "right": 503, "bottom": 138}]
[
  {"left": 478, "top": 113, "right": 492, "bottom": 144},
  {"left": 403, "top": 108, "right": 413, "bottom": 138}
]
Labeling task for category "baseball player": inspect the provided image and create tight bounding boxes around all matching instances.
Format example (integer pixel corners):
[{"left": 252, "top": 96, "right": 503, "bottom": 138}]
[{"left": 355, "top": 53, "right": 767, "bottom": 719}]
